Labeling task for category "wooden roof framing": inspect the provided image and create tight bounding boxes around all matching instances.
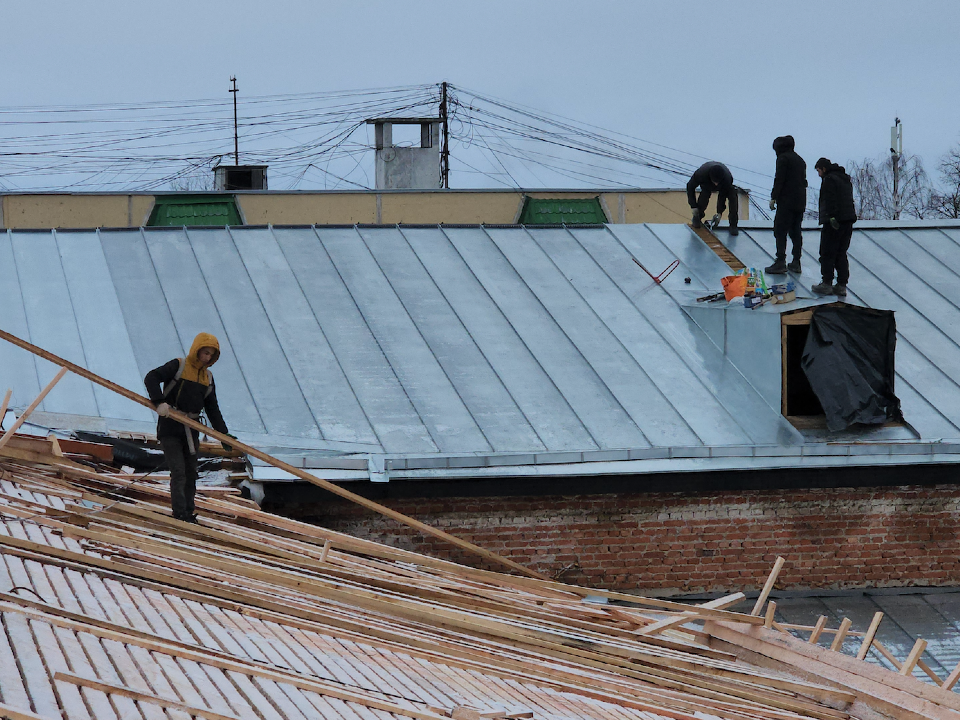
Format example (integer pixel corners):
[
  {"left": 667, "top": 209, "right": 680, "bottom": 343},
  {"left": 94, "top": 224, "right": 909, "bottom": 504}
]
[{"left": 0, "top": 446, "right": 958, "bottom": 720}]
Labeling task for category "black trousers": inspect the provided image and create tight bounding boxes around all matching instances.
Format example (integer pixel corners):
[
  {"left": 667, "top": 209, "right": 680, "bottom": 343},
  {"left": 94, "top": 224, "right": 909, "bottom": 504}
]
[
  {"left": 160, "top": 433, "right": 198, "bottom": 519},
  {"left": 696, "top": 188, "right": 738, "bottom": 227},
  {"left": 773, "top": 208, "right": 803, "bottom": 263},
  {"left": 819, "top": 222, "right": 853, "bottom": 285}
]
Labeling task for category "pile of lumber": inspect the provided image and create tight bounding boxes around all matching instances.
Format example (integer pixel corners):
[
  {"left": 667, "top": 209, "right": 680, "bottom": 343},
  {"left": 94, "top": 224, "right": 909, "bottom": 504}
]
[{"left": 0, "top": 444, "right": 959, "bottom": 720}]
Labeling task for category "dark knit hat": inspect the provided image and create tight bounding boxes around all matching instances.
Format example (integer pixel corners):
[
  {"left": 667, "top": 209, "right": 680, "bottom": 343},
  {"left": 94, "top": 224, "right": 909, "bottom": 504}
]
[{"left": 814, "top": 157, "right": 832, "bottom": 171}]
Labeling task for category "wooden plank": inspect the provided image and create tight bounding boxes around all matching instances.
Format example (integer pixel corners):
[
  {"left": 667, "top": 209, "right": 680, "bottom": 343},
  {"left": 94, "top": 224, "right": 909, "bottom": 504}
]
[
  {"left": 781, "top": 310, "right": 814, "bottom": 326},
  {"left": 808, "top": 615, "right": 828, "bottom": 644},
  {"left": 0, "top": 368, "right": 68, "bottom": 450},
  {"left": 899, "top": 638, "right": 927, "bottom": 677},
  {"left": 0, "top": 327, "right": 545, "bottom": 580},
  {"left": 54, "top": 671, "right": 241, "bottom": 720},
  {"left": 0, "top": 701, "right": 59, "bottom": 720},
  {"left": 0, "top": 612, "right": 63, "bottom": 719},
  {"left": 0, "top": 609, "right": 32, "bottom": 711},
  {"left": 0, "top": 602, "right": 457, "bottom": 720},
  {"left": 750, "top": 556, "right": 785, "bottom": 616},
  {"left": 689, "top": 225, "right": 744, "bottom": 270},
  {"left": 637, "top": 593, "right": 745, "bottom": 636},
  {"left": 706, "top": 620, "right": 960, "bottom": 720},
  {"left": 944, "top": 661, "right": 960, "bottom": 691},
  {"left": 856, "top": 612, "right": 884, "bottom": 661},
  {"left": 763, "top": 601, "right": 777, "bottom": 629},
  {"left": 0, "top": 389, "right": 11, "bottom": 425},
  {"left": 830, "top": 618, "right": 852, "bottom": 652}
]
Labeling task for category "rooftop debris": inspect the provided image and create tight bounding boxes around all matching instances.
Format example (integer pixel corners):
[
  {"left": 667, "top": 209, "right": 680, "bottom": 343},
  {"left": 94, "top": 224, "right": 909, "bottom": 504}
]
[{"left": 1, "top": 420, "right": 959, "bottom": 719}]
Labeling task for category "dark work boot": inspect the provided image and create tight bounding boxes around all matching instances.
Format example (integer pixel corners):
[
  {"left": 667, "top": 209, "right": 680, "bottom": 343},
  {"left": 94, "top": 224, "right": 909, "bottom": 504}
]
[
  {"left": 728, "top": 223, "right": 739, "bottom": 236},
  {"left": 812, "top": 282, "right": 834, "bottom": 296},
  {"left": 787, "top": 259, "right": 802, "bottom": 274},
  {"left": 765, "top": 259, "right": 788, "bottom": 275},
  {"left": 834, "top": 284, "right": 847, "bottom": 298}
]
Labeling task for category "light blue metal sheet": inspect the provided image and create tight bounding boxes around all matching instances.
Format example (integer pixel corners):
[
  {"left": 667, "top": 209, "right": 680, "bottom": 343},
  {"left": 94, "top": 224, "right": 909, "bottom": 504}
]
[
  {"left": 451, "top": 228, "right": 648, "bottom": 449},
  {"left": 361, "top": 227, "right": 544, "bottom": 452},
  {"left": 602, "top": 225, "right": 803, "bottom": 446},
  {"left": 10, "top": 232, "right": 99, "bottom": 416},
  {"left": 54, "top": 231, "right": 152, "bottom": 422},
  {"left": 276, "top": 228, "right": 437, "bottom": 453},
  {"left": 229, "top": 227, "right": 378, "bottom": 446},
  {"left": 648, "top": 223, "right": 735, "bottom": 289},
  {"left": 0, "top": 231, "right": 41, "bottom": 410},
  {"left": 100, "top": 230, "right": 185, "bottom": 382},
  {"left": 187, "top": 228, "right": 319, "bottom": 439},
  {"left": 401, "top": 227, "right": 597, "bottom": 452},
  {"left": 718, "top": 228, "right": 960, "bottom": 440},
  {"left": 319, "top": 227, "right": 490, "bottom": 454},
  {"left": 140, "top": 228, "right": 266, "bottom": 434},
  {"left": 492, "top": 227, "right": 693, "bottom": 447},
  {"left": 539, "top": 227, "right": 750, "bottom": 447},
  {"left": 7, "top": 223, "right": 960, "bottom": 459}
]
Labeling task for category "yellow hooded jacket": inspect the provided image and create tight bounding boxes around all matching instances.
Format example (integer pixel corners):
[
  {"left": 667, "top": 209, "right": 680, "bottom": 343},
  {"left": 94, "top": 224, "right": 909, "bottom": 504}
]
[{"left": 143, "top": 332, "right": 229, "bottom": 439}]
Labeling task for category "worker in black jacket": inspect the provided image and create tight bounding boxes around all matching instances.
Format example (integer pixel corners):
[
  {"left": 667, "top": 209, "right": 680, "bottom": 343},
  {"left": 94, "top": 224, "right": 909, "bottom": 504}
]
[
  {"left": 686, "top": 161, "right": 739, "bottom": 235},
  {"left": 144, "top": 332, "right": 231, "bottom": 523},
  {"left": 764, "top": 136, "right": 807, "bottom": 275},
  {"left": 812, "top": 158, "right": 857, "bottom": 298}
]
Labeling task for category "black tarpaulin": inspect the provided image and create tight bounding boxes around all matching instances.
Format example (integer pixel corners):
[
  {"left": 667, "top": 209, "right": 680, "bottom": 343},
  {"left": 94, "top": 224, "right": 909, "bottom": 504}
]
[{"left": 801, "top": 305, "right": 902, "bottom": 431}]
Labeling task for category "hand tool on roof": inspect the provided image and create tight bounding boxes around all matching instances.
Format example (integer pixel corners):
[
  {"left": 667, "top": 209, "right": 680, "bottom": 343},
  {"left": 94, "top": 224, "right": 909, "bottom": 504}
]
[
  {"left": 632, "top": 256, "right": 680, "bottom": 285},
  {"left": 705, "top": 213, "right": 723, "bottom": 232}
]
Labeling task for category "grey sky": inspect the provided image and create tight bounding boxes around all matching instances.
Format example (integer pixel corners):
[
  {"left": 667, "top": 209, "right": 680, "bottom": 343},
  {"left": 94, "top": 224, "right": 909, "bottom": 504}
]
[{"left": 2, "top": 1, "right": 959, "bottom": 195}]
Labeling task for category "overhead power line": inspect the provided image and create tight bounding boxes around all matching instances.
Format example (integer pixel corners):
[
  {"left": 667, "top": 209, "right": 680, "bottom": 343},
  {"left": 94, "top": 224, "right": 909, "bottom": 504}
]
[{"left": 0, "top": 81, "right": 797, "bottom": 209}]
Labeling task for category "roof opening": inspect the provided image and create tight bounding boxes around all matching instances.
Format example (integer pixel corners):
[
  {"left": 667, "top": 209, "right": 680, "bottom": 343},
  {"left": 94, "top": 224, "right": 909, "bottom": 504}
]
[
  {"left": 783, "top": 321, "right": 824, "bottom": 420},
  {"left": 781, "top": 306, "right": 903, "bottom": 431}
]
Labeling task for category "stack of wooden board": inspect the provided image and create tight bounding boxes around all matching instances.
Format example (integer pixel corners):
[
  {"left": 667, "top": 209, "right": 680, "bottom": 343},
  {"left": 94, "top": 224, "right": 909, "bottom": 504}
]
[{"left": 1, "top": 446, "right": 959, "bottom": 720}]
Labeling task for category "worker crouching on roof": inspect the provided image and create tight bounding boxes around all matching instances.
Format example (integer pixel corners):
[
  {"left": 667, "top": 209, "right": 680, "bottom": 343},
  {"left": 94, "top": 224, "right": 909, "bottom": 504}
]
[
  {"left": 687, "top": 161, "right": 739, "bottom": 235},
  {"left": 144, "top": 332, "right": 231, "bottom": 524}
]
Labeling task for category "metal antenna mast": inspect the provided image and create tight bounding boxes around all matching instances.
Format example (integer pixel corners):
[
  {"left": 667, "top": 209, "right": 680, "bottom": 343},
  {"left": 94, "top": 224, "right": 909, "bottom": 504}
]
[
  {"left": 230, "top": 77, "right": 239, "bottom": 165},
  {"left": 890, "top": 117, "right": 903, "bottom": 220},
  {"left": 440, "top": 81, "right": 450, "bottom": 189}
]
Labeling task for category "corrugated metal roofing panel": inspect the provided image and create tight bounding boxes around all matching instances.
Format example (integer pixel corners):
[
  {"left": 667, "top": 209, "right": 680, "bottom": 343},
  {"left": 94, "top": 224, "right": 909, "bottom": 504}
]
[
  {"left": 452, "top": 227, "right": 649, "bottom": 449},
  {"left": 0, "top": 232, "right": 42, "bottom": 410},
  {"left": 276, "top": 227, "right": 438, "bottom": 453},
  {"left": 141, "top": 227, "right": 267, "bottom": 434},
  {"left": 359, "top": 227, "right": 544, "bottom": 452},
  {"left": 4, "top": 222, "right": 960, "bottom": 463},
  {"left": 11, "top": 231, "right": 100, "bottom": 417},
  {"left": 228, "top": 228, "right": 379, "bottom": 445},
  {"left": 401, "top": 227, "right": 598, "bottom": 451}
]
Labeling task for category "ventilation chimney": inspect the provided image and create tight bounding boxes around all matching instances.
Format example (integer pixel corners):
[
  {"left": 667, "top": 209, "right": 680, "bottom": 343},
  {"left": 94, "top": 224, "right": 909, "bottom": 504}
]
[
  {"left": 214, "top": 165, "right": 268, "bottom": 191},
  {"left": 367, "top": 118, "right": 440, "bottom": 190}
]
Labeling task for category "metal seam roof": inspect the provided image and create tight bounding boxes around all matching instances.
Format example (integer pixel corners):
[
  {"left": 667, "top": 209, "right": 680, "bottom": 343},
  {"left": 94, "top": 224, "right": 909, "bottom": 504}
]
[
  {"left": 3, "top": 222, "right": 960, "bottom": 467},
  {"left": 713, "top": 224, "right": 960, "bottom": 441}
]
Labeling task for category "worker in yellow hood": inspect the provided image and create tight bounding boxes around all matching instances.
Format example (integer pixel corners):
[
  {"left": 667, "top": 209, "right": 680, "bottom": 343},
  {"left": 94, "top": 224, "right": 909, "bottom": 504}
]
[{"left": 144, "top": 332, "right": 231, "bottom": 523}]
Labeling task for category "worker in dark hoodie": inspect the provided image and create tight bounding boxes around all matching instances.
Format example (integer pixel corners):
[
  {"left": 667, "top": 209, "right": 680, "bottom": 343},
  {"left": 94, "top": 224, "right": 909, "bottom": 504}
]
[
  {"left": 687, "top": 161, "right": 739, "bottom": 235},
  {"left": 764, "top": 136, "right": 807, "bottom": 275},
  {"left": 144, "top": 332, "right": 231, "bottom": 523},
  {"left": 812, "top": 157, "right": 857, "bottom": 298}
]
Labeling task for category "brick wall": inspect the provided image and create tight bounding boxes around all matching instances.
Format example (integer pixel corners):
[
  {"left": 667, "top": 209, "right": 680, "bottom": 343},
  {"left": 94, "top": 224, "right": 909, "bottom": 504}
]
[{"left": 291, "top": 484, "right": 960, "bottom": 594}]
